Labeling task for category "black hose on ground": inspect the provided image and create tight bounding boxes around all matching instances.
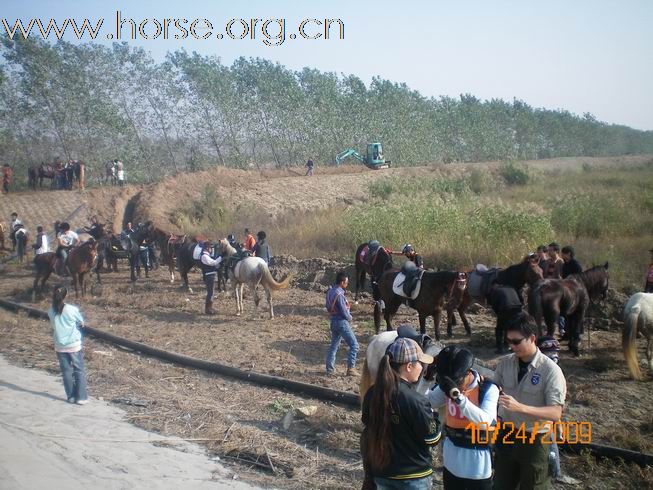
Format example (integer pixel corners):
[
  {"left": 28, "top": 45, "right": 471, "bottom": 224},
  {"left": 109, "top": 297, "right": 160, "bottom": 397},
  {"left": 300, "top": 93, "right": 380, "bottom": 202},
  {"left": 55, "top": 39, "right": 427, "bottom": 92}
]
[{"left": 0, "top": 297, "right": 651, "bottom": 467}]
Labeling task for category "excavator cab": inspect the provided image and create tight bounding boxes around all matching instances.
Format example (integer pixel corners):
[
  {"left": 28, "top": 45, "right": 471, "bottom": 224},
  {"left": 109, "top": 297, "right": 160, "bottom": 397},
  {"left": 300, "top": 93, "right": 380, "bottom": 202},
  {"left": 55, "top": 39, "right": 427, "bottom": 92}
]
[{"left": 334, "top": 142, "right": 391, "bottom": 169}]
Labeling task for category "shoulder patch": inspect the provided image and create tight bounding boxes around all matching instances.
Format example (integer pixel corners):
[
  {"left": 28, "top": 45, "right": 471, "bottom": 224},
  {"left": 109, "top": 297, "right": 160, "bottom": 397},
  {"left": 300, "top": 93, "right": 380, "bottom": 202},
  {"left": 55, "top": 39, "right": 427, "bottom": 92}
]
[{"left": 531, "top": 373, "right": 541, "bottom": 385}]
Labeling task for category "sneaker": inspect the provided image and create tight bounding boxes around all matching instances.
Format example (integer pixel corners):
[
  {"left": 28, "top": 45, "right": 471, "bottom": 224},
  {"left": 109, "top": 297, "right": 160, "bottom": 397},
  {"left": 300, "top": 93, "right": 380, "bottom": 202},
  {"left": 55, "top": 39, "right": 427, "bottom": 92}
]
[
  {"left": 67, "top": 397, "right": 75, "bottom": 404},
  {"left": 75, "top": 399, "right": 89, "bottom": 405},
  {"left": 346, "top": 368, "right": 360, "bottom": 377},
  {"left": 325, "top": 369, "right": 335, "bottom": 376}
]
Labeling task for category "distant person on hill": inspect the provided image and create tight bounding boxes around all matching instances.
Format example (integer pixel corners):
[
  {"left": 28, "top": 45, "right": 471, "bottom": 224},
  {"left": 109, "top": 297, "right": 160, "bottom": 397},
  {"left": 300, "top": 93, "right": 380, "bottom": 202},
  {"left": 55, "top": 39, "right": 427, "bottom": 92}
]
[
  {"left": 305, "top": 158, "right": 314, "bottom": 176},
  {"left": 561, "top": 246, "right": 582, "bottom": 279},
  {"left": 116, "top": 160, "right": 125, "bottom": 186}
]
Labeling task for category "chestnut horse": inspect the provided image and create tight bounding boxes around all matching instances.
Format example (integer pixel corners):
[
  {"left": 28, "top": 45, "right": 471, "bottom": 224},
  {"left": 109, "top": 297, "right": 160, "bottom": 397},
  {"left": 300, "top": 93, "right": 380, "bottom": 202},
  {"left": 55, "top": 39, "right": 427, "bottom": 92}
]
[
  {"left": 374, "top": 269, "right": 467, "bottom": 340},
  {"left": 528, "top": 263, "right": 609, "bottom": 356},
  {"left": 446, "top": 258, "right": 543, "bottom": 337},
  {"left": 32, "top": 239, "right": 98, "bottom": 300},
  {"left": 354, "top": 243, "right": 393, "bottom": 303}
]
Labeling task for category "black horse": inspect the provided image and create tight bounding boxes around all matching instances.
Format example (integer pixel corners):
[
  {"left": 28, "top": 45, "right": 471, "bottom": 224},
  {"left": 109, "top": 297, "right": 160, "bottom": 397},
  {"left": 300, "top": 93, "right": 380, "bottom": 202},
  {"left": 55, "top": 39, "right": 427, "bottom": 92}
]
[
  {"left": 354, "top": 242, "right": 394, "bottom": 303},
  {"left": 529, "top": 263, "right": 609, "bottom": 356},
  {"left": 118, "top": 222, "right": 155, "bottom": 282}
]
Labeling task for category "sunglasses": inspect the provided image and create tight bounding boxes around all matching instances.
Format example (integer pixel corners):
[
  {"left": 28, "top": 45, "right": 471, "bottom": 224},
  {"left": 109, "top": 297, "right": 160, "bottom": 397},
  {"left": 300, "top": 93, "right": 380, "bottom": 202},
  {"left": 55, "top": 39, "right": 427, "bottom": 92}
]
[{"left": 506, "top": 337, "right": 526, "bottom": 346}]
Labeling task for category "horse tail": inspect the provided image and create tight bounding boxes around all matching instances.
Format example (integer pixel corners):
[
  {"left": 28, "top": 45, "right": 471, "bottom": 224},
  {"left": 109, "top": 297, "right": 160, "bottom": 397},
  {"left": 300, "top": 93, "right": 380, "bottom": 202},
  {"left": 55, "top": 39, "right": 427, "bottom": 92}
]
[
  {"left": 260, "top": 263, "right": 292, "bottom": 290},
  {"left": 622, "top": 304, "right": 642, "bottom": 381},
  {"left": 360, "top": 358, "right": 372, "bottom": 405}
]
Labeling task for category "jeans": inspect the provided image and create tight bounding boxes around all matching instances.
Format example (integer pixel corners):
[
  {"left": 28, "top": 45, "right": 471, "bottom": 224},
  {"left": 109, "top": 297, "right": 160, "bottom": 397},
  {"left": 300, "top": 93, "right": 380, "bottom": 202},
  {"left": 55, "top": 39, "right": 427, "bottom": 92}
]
[
  {"left": 374, "top": 475, "right": 433, "bottom": 489},
  {"left": 56, "top": 350, "right": 88, "bottom": 402},
  {"left": 326, "top": 318, "right": 359, "bottom": 372},
  {"left": 204, "top": 274, "right": 215, "bottom": 303}
]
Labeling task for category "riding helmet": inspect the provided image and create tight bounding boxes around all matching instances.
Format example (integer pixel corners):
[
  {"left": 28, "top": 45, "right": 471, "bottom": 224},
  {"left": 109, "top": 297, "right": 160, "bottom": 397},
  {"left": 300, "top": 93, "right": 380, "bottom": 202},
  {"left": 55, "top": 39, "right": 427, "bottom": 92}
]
[
  {"left": 402, "top": 244, "right": 413, "bottom": 254},
  {"left": 436, "top": 345, "right": 474, "bottom": 384}
]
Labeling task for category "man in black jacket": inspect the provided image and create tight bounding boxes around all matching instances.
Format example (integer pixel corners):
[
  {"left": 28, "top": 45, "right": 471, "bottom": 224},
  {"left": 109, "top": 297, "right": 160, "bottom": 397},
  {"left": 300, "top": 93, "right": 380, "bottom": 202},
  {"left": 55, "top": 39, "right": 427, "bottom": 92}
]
[
  {"left": 561, "top": 246, "right": 583, "bottom": 278},
  {"left": 487, "top": 282, "right": 523, "bottom": 354}
]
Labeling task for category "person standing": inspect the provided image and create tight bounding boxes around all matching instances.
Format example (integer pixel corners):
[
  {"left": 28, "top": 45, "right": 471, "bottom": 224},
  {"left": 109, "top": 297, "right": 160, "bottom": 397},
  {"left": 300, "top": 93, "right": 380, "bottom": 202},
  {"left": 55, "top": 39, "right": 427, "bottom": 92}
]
[
  {"left": 14, "top": 224, "right": 29, "bottom": 263},
  {"left": 426, "top": 346, "right": 499, "bottom": 490},
  {"left": 9, "top": 212, "right": 21, "bottom": 251},
  {"left": 325, "top": 271, "right": 359, "bottom": 376},
  {"left": 361, "top": 337, "right": 441, "bottom": 489},
  {"left": 200, "top": 241, "right": 222, "bottom": 315},
  {"left": 116, "top": 160, "right": 125, "bottom": 186},
  {"left": 543, "top": 243, "right": 563, "bottom": 279},
  {"left": 536, "top": 245, "right": 548, "bottom": 271},
  {"left": 305, "top": 158, "right": 314, "bottom": 176},
  {"left": 487, "top": 282, "right": 523, "bottom": 354},
  {"left": 493, "top": 312, "right": 567, "bottom": 490},
  {"left": 32, "top": 225, "right": 49, "bottom": 256},
  {"left": 561, "top": 246, "right": 582, "bottom": 279},
  {"left": 2, "top": 163, "right": 12, "bottom": 193},
  {"left": 252, "top": 231, "right": 272, "bottom": 264},
  {"left": 47, "top": 285, "right": 88, "bottom": 405},
  {"left": 645, "top": 248, "right": 653, "bottom": 293},
  {"left": 243, "top": 228, "right": 256, "bottom": 252}
]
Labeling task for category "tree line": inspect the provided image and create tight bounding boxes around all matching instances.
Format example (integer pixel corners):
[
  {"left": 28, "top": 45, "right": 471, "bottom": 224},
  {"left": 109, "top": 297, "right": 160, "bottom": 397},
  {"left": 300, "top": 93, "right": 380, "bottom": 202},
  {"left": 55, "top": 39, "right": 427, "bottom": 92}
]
[{"left": 1, "top": 37, "right": 652, "bottom": 183}]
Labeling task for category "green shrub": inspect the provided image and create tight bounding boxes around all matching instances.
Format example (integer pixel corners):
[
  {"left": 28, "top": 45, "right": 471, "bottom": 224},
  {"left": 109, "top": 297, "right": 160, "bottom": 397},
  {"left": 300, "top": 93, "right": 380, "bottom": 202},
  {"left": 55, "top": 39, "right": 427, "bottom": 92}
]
[
  {"left": 468, "top": 168, "right": 489, "bottom": 194},
  {"left": 500, "top": 161, "right": 530, "bottom": 186},
  {"left": 368, "top": 179, "right": 394, "bottom": 200}
]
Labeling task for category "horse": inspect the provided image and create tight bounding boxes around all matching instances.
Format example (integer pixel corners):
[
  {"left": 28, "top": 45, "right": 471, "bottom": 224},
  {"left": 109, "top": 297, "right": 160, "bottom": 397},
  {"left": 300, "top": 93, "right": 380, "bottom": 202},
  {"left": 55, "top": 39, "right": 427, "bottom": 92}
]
[
  {"left": 37, "top": 163, "right": 57, "bottom": 188},
  {"left": 32, "top": 239, "right": 98, "bottom": 300},
  {"left": 374, "top": 269, "right": 468, "bottom": 339},
  {"left": 359, "top": 329, "right": 443, "bottom": 401},
  {"left": 447, "top": 258, "right": 544, "bottom": 336},
  {"left": 622, "top": 292, "right": 653, "bottom": 380},
  {"left": 354, "top": 242, "right": 394, "bottom": 303},
  {"left": 529, "top": 263, "right": 609, "bottom": 356},
  {"left": 229, "top": 256, "right": 291, "bottom": 319},
  {"left": 118, "top": 221, "right": 155, "bottom": 282},
  {"left": 105, "top": 161, "right": 117, "bottom": 185}
]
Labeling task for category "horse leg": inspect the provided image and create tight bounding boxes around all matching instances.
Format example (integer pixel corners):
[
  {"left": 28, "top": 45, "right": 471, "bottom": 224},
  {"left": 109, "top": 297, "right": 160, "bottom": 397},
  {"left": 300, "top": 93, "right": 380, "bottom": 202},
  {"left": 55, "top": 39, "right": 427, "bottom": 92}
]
[
  {"left": 433, "top": 310, "right": 443, "bottom": 341},
  {"left": 543, "top": 305, "right": 559, "bottom": 337},
  {"left": 355, "top": 268, "right": 365, "bottom": 304},
  {"left": 252, "top": 285, "right": 261, "bottom": 317},
  {"left": 235, "top": 283, "right": 243, "bottom": 316},
  {"left": 646, "top": 333, "right": 653, "bottom": 374},
  {"left": 265, "top": 287, "right": 273, "bottom": 319},
  {"left": 79, "top": 273, "right": 86, "bottom": 297},
  {"left": 458, "top": 294, "right": 472, "bottom": 336},
  {"left": 32, "top": 274, "right": 40, "bottom": 302},
  {"left": 418, "top": 314, "right": 428, "bottom": 337},
  {"left": 72, "top": 273, "right": 79, "bottom": 298},
  {"left": 373, "top": 302, "right": 382, "bottom": 334}
]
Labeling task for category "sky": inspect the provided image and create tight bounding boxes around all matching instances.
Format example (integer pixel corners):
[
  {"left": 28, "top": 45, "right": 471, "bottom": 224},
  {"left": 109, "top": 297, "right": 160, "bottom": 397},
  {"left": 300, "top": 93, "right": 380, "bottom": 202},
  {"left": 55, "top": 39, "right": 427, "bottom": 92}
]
[{"left": 3, "top": 0, "right": 653, "bottom": 130}]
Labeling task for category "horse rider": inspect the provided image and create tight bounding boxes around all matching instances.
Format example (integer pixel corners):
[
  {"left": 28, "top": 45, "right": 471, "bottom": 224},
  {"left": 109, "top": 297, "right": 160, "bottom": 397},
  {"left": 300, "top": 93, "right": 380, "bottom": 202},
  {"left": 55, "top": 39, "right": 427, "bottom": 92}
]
[
  {"left": 56, "top": 222, "right": 80, "bottom": 275},
  {"left": 83, "top": 216, "right": 103, "bottom": 239},
  {"left": 200, "top": 241, "right": 223, "bottom": 315},
  {"left": 121, "top": 222, "right": 135, "bottom": 240},
  {"left": 400, "top": 243, "right": 424, "bottom": 269},
  {"left": 426, "top": 346, "right": 500, "bottom": 489},
  {"left": 252, "top": 231, "right": 272, "bottom": 264},
  {"left": 32, "top": 225, "right": 49, "bottom": 257}
]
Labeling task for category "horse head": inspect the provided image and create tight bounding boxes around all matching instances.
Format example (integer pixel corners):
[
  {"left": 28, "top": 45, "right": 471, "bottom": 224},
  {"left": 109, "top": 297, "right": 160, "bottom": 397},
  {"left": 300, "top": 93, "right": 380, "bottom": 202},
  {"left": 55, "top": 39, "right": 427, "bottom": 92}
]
[
  {"left": 582, "top": 262, "right": 609, "bottom": 301},
  {"left": 217, "top": 238, "right": 237, "bottom": 257}
]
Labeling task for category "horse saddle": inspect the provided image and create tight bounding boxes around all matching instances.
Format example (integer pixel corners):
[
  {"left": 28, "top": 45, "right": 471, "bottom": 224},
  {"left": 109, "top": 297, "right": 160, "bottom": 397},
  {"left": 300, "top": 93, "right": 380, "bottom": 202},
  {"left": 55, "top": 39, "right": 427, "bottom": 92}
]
[
  {"left": 225, "top": 250, "right": 252, "bottom": 272},
  {"left": 393, "top": 262, "right": 425, "bottom": 299},
  {"left": 396, "top": 325, "right": 433, "bottom": 351},
  {"left": 468, "top": 266, "right": 499, "bottom": 298}
]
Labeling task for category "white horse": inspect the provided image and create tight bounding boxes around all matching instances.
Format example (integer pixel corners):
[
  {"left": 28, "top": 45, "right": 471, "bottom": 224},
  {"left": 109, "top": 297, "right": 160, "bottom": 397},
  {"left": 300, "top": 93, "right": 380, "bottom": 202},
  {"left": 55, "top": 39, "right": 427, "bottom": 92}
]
[
  {"left": 229, "top": 256, "right": 291, "bottom": 319},
  {"left": 360, "top": 330, "right": 443, "bottom": 402},
  {"left": 622, "top": 292, "right": 653, "bottom": 380}
]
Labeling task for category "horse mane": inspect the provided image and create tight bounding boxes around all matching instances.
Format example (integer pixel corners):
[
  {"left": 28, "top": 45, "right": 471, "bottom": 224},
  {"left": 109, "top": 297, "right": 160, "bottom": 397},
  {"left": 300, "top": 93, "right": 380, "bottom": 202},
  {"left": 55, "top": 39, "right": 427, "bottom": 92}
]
[{"left": 573, "top": 264, "right": 608, "bottom": 294}]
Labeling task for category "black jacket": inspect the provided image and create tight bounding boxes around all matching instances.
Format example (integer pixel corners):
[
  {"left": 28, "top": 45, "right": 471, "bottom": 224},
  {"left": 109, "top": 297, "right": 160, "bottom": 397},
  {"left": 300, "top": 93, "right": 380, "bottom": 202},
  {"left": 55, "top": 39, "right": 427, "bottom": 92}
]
[
  {"left": 562, "top": 258, "right": 583, "bottom": 278},
  {"left": 488, "top": 286, "right": 522, "bottom": 315}
]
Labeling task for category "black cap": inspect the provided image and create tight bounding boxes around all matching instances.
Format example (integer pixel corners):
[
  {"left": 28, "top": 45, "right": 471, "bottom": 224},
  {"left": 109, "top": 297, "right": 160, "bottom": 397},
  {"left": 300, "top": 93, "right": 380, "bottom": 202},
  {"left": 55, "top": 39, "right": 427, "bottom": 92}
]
[{"left": 436, "top": 345, "right": 474, "bottom": 384}]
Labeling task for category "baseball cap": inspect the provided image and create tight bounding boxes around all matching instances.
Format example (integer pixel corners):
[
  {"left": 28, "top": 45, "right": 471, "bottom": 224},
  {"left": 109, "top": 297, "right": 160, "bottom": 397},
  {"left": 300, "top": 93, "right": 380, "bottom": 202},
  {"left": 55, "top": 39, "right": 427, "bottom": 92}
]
[{"left": 387, "top": 338, "right": 434, "bottom": 364}]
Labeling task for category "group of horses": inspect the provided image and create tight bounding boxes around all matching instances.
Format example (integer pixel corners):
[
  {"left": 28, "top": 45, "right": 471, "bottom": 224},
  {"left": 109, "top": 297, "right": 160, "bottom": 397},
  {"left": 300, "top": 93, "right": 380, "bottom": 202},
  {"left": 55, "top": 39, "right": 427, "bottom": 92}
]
[
  {"left": 353, "top": 242, "right": 614, "bottom": 358},
  {"left": 31, "top": 221, "right": 291, "bottom": 319},
  {"left": 27, "top": 161, "right": 85, "bottom": 191}
]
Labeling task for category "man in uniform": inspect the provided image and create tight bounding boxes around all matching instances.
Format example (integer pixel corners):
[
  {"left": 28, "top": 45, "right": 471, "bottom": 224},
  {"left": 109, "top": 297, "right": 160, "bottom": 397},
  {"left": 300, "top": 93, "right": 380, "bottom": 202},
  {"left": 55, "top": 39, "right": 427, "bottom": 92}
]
[{"left": 493, "top": 312, "right": 567, "bottom": 490}]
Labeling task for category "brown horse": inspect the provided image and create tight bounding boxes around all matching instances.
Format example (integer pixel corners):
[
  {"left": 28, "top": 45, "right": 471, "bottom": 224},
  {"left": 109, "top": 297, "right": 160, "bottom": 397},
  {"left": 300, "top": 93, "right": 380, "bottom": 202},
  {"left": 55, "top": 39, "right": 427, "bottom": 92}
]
[
  {"left": 32, "top": 239, "right": 98, "bottom": 300},
  {"left": 150, "top": 228, "right": 188, "bottom": 284},
  {"left": 446, "top": 258, "right": 543, "bottom": 337},
  {"left": 374, "top": 269, "right": 467, "bottom": 340},
  {"left": 529, "top": 263, "right": 609, "bottom": 356},
  {"left": 354, "top": 242, "right": 394, "bottom": 303}
]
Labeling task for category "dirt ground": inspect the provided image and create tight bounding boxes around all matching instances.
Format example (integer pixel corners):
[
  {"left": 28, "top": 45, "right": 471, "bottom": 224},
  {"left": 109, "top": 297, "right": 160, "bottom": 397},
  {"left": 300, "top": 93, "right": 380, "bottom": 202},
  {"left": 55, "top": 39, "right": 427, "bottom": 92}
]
[
  {"left": 0, "top": 259, "right": 651, "bottom": 489},
  {"left": 0, "top": 156, "right": 652, "bottom": 489}
]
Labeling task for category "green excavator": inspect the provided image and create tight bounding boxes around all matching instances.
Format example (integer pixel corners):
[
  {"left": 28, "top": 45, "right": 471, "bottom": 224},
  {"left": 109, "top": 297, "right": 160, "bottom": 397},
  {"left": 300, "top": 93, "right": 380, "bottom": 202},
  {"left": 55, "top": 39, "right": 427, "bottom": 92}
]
[{"left": 334, "top": 142, "right": 391, "bottom": 169}]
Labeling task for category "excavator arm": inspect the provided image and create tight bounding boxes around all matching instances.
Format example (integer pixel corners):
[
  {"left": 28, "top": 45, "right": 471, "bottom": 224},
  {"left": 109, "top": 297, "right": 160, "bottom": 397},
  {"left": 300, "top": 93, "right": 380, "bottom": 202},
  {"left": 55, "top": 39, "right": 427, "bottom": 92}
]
[{"left": 335, "top": 148, "right": 365, "bottom": 166}]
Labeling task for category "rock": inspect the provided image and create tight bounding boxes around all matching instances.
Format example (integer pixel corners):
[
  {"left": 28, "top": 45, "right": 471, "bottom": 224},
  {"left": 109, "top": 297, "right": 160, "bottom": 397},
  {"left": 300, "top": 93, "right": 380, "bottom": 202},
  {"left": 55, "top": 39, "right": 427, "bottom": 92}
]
[
  {"left": 281, "top": 409, "right": 294, "bottom": 430},
  {"left": 297, "top": 406, "right": 318, "bottom": 417},
  {"left": 556, "top": 474, "right": 581, "bottom": 485}
]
